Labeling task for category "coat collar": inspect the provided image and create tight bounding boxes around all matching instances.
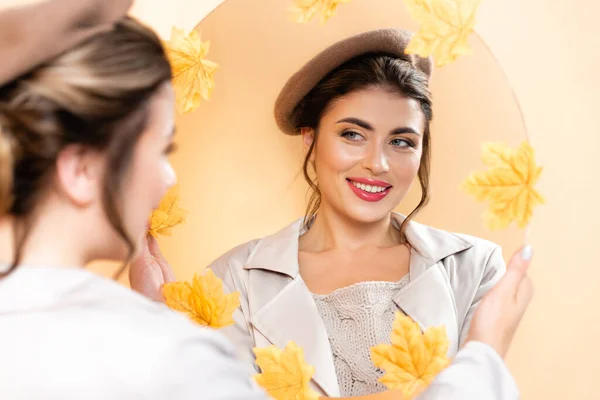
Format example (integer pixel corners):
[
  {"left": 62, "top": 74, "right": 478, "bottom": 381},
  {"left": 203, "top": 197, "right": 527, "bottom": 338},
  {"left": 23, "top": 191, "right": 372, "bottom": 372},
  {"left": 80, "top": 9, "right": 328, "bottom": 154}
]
[
  {"left": 243, "top": 213, "right": 473, "bottom": 396},
  {"left": 244, "top": 213, "right": 473, "bottom": 277}
]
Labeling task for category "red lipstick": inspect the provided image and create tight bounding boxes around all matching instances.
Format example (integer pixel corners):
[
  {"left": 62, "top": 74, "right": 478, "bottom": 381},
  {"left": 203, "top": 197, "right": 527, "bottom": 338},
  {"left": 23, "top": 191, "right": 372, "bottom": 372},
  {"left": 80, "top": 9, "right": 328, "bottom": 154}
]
[{"left": 346, "top": 177, "right": 392, "bottom": 202}]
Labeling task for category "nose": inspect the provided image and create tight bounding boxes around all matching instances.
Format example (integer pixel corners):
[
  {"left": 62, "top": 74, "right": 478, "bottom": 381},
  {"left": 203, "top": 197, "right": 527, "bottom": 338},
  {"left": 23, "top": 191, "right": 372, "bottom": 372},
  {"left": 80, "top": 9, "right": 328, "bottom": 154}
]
[{"left": 362, "top": 142, "right": 389, "bottom": 175}]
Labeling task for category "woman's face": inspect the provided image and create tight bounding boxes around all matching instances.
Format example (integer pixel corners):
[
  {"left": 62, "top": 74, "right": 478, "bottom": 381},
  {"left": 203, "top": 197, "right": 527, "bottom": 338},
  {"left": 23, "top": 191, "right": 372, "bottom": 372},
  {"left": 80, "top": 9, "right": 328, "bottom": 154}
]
[
  {"left": 119, "top": 83, "right": 177, "bottom": 257},
  {"left": 51, "top": 83, "right": 177, "bottom": 263},
  {"left": 304, "top": 86, "right": 426, "bottom": 224}
]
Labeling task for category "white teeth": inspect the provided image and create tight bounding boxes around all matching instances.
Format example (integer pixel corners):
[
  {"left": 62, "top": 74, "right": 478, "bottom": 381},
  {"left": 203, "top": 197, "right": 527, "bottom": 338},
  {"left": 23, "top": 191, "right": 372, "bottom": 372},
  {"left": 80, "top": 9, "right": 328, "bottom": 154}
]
[{"left": 351, "top": 180, "right": 388, "bottom": 193}]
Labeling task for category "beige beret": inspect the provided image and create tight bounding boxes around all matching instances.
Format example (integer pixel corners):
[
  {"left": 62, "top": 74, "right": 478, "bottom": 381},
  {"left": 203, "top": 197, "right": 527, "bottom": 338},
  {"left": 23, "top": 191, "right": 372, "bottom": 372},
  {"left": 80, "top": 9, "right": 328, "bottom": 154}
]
[
  {"left": 274, "top": 28, "right": 432, "bottom": 135},
  {"left": 0, "top": 0, "right": 132, "bottom": 86}
]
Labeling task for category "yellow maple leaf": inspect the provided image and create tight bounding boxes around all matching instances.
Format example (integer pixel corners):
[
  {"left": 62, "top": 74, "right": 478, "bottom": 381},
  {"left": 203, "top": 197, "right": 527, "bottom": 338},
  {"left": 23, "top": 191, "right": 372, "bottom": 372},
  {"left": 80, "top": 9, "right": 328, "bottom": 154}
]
[
  {"left": 254, "top": 342, "right": 320, "bottom": 400},
  {"left": 148, "top": 185, "right": 188, "bottom": 238},
  {"left": 371, "top": 313, "right": 450, "bottom": 399},
  {"left": 292, "top": 0, "right": 351, "bottom": 24},
  {"left": 462, "top": 141, "right": 545, "bottom": 230},
  {"left": 403, "top": 0, "right": 482, "bottom": 67},
  {"left": 164, "top": 26, "right": 218, "bottom": 114},
  {"left": 162, "top": 268, "right": 240, "bottom": 328}
]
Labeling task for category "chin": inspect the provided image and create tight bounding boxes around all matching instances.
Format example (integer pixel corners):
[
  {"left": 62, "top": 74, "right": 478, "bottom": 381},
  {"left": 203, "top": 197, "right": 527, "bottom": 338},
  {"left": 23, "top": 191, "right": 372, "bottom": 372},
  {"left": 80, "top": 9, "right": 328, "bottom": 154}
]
[{"left": 343, "top": 205, "right": 393, "bottom": 224}]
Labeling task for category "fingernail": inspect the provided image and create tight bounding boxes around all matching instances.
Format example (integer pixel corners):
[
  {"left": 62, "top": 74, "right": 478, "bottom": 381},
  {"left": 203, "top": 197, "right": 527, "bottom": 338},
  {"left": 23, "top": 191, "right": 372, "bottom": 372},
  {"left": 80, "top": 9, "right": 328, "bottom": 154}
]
[{"left": 521, "top": 244, "right": 533, "bottom": 261}]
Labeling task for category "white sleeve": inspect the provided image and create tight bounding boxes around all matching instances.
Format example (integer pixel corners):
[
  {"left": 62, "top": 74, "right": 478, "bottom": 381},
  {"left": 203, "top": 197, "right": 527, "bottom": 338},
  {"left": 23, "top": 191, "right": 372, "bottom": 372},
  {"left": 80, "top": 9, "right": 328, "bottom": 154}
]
[
  {"left": 150, "top": 329, "right": 269, "bottom": 400},
  {"left": 416, "top": 341, "right": 520, "bottom": 400}
]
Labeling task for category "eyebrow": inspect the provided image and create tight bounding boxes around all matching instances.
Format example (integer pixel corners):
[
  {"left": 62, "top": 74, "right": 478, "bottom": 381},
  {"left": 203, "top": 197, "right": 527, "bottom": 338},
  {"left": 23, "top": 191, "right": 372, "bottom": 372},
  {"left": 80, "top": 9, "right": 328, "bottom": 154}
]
[{"left": 336, "top": 117, "right": 421, "bottom": 136}]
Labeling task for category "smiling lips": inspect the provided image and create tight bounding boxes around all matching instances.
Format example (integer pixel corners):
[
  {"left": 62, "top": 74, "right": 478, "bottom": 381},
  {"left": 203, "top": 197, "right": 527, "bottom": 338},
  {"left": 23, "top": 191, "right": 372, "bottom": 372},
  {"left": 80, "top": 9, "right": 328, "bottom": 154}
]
[{"left": 347, "top": 177, "right": 392, "bottom": 202}]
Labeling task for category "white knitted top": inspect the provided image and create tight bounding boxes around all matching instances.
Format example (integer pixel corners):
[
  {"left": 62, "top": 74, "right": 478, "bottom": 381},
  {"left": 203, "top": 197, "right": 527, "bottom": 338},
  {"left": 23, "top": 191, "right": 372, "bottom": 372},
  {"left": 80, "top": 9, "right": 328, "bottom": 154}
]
[{"left": 312, "top": 275, "right": 411, "bottom": 397}]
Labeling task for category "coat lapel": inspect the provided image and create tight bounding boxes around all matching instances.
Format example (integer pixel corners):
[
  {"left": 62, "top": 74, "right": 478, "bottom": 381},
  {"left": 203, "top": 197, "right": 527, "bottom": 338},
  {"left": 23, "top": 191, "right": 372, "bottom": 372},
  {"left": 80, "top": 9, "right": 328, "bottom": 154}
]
[
  {"left": 393, "top": 216, "right": 473, "bottom": 357},
  {"left": 393, "top": 258, "right": 460, "bottom": 356},
  {"left": 243, "top": 221, "right": 340, "bottom": 397}
]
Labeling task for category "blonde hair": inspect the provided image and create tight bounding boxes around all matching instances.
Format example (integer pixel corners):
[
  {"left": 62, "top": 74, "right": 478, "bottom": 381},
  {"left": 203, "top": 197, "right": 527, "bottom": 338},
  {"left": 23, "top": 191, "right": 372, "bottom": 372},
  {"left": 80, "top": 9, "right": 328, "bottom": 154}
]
[{"left": 0, "top": 17, "right": 172, "bottom": 275}]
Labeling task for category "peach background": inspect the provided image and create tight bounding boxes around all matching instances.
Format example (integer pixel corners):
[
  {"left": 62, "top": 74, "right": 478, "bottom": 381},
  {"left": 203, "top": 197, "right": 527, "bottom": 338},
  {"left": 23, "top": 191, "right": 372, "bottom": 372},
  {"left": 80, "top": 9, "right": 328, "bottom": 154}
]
[{"left": 123, "top": 0, "right": 599, "bottom": 398}]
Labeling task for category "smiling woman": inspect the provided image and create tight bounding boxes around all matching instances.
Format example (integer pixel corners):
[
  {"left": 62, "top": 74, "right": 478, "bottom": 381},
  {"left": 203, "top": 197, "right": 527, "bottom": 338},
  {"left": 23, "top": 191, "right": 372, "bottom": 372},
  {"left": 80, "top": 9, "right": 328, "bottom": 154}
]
[{"left": 217, "top": 31, "right": 507, "bottom": 397}]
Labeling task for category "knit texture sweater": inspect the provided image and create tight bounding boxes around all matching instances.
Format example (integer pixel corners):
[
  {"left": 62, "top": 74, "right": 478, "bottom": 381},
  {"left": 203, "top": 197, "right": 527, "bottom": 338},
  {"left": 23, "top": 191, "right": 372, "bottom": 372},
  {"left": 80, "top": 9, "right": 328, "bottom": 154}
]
[{"left": 312, "top": 275, "right": 411, "bottom": 396}]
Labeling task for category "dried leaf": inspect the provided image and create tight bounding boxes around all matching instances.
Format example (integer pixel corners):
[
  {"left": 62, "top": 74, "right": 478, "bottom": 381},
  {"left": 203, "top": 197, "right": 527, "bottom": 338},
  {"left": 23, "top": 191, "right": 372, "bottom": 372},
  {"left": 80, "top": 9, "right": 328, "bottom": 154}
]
[
  {"left": 162, "top": 269, "right": 240, "bottom": 328},
  {"left": 164, "top": 26, "right": 218, "bottom": 114},
  {"left": 292, "top": 0, "right": 351, "bottom": 24},
  {"left": 254, "top": 342, "right": 320, "bottom": 400},
  {"left": 404, "top": 0, "right": 482, "bottom": 67},
  {"left": 148, "top": 185, "right": 188, "bottom": 238},
  {"left": 371, "top": 313, "right": 450, "bottom": 399},
  {"left": 462, "top": 141, "right": 545, "bottom": 230},
  {"left": 162, "top": 281, "right": 194, "bottom": 315}
]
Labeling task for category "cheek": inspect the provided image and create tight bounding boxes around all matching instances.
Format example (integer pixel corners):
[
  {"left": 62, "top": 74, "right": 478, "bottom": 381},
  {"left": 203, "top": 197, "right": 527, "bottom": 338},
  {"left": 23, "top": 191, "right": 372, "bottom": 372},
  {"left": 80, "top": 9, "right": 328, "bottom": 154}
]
[
  {"left": 129, "top": 152, "right": 171, "bottom": 206},
  {"left": 315, "top": 138, "right": 362, "bottom": 175},
  {"left": 392, "top": 152, "right": 421, "bottom": 180},
  {"left": 149, "top": 159, "right": 174, "bottom": 204}
]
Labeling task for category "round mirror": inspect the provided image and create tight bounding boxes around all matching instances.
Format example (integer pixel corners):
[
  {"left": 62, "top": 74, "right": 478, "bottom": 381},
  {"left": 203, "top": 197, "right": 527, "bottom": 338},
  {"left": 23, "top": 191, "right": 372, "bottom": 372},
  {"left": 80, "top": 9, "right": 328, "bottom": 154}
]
[{"left": 158, "top": 0, "right": 528, "bottom": 274}]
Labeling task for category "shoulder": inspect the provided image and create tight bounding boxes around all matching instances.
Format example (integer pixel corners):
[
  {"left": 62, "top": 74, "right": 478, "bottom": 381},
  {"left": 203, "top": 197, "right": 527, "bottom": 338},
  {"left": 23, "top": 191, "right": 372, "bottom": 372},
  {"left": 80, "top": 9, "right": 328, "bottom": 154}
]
[
  {"left": 408, "top": 220, "right": 505, "bottom": 279},
  {"left": 73, "top": 279, "right": 248, "bottom": 386},
  {"left": 0, "top": 270, "right": 246, "bottom": 398},
  {"left": 208, "top": 239, "right": 261, "bottom": 278},
  {"left": 453, "top": 232, "right": 502, "bottom": 265},
  {"left": 63, "top": 273, "right": 232, "bottom": 348},
  {"left": 450, "top": 231, "right": 505, "bottom": 279},
  {"left": 412, "top": 219, "right": 501, "bottom": 260},
  {"left": 209, "top": 218, "right": 303, "bottom": 281}
]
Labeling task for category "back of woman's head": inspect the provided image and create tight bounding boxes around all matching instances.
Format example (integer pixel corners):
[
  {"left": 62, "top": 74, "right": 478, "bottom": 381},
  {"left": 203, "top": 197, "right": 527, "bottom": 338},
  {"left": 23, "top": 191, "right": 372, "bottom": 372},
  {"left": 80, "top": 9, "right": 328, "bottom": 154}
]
[{"left": 0, "top": 17, "right": 172, "bottom": 274}]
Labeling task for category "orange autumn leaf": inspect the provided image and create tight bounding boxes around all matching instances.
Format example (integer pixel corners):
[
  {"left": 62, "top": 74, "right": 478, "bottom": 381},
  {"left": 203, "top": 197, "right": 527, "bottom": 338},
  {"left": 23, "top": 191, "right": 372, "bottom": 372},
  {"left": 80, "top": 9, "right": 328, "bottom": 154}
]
[
  {"left": 292, "top": 0, "right": 351, "bottom": 24},
  {"left": 404, "top": 0, "right": 482, "bottom": 67},
  {"left": 164, "top": 26, "right": 218, "bottom": 114},
  {"left": 371, "top": 313, "right": 450, "bottom": 399},
  {"left": 161, "top": 280, "right": 194, "bottom": 314},
  {"left": 461, "top": 141, "right": 545, "bottom": 230},
  {"left": 148, "top": 185, "right": 188, "bottom": 238},
  {"left": 254, "top": 342, "right": 320, "bottom": 400},
  {"left": 162, "top": 269, "right": 240, "bottom": 328}
]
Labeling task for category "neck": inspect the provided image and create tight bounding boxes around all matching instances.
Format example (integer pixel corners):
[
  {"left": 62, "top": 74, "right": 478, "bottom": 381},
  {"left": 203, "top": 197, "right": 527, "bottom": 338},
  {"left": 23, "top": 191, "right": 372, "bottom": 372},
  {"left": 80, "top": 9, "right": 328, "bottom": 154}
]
[
  {"left": 300, "top": 202, "right": 400, "bottom": 252},
  {"left": 0, "top": 213, "right": 89, "bottom": 269}
]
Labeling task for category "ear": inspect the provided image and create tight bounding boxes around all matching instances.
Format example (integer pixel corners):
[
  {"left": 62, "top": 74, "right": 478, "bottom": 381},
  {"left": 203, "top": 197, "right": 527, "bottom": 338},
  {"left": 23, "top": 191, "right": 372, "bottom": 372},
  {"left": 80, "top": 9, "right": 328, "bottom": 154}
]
[
  {"left": 301, "top": 127, "right": 316, "bottom": 161},
  {"left": 55, "top": 144, "right": 103, "bottom": 207}
]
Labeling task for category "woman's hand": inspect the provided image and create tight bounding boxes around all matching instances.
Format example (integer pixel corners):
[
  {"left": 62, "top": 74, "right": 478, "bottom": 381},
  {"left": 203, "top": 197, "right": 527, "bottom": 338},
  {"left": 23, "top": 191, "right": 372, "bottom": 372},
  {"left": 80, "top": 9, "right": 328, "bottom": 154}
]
[
  {"left": 466, "top": 245, "right": 535, "bottom": 358},
  {"left": 129, "top": 234, "right": 176, "bottom": 301}
]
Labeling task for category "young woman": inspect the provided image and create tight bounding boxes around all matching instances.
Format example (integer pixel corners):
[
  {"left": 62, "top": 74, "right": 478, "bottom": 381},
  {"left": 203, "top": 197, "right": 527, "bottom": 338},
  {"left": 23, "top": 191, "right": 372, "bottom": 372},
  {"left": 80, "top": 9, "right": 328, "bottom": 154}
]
[
  {"left": 0, "top": 3, "right": 265, "bottom": 398},
  {"left": 132, "top": 29, "right": 534, "bottom": 399}
]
